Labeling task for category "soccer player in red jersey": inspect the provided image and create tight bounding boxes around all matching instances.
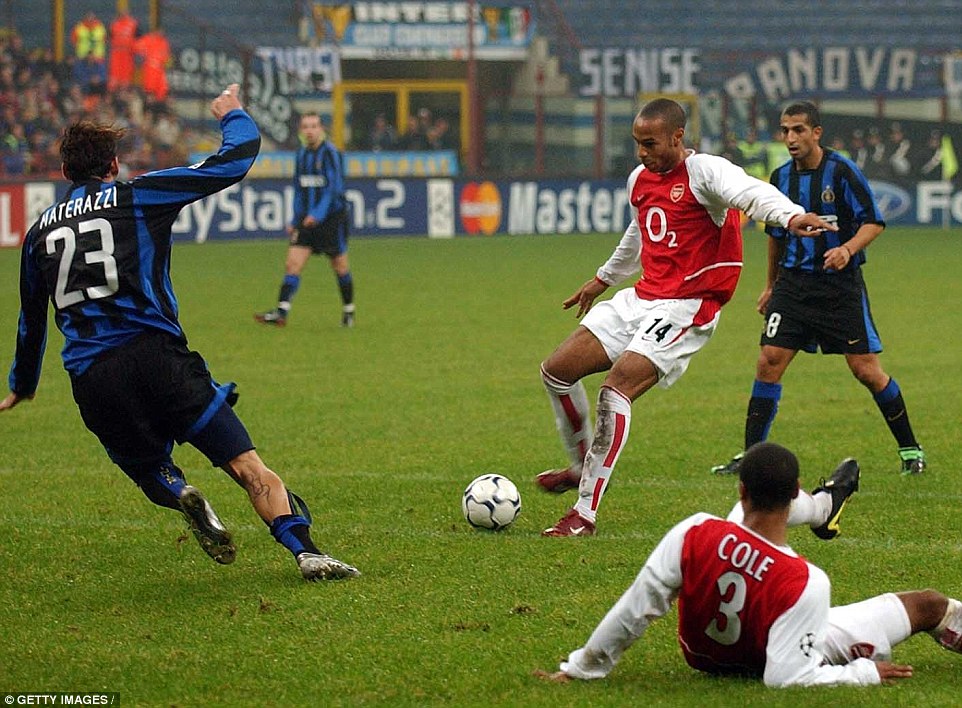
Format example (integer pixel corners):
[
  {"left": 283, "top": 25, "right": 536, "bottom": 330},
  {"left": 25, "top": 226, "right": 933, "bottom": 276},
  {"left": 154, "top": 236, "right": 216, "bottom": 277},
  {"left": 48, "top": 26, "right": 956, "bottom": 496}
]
[
  {"left": 537, "top": 443, "right": 962, "bottom": 687},
  {"left": 538, "top": 98, "right": 836, "bottom": 536}
]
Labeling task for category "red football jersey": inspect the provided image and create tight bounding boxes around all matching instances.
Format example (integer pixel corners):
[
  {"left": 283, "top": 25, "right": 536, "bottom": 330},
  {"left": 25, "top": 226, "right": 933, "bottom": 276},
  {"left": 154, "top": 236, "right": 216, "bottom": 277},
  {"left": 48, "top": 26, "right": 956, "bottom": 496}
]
[
  {"left": 629, "top": 158, "right": 743, "bottom": 305},
  {"left": 677, "top": 518, "right": 811, "bottom": 676}
]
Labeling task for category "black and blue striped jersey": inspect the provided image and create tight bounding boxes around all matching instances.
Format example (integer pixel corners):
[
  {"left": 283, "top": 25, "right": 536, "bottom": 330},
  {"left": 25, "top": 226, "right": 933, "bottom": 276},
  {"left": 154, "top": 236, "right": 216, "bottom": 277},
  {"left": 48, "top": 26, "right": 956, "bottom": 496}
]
[
  {"left": 765, "top": 148, "right": 884, "bottom": 273},
  {"left": 8, "top": 109, "right": 260, "bottom": 395},
  {"left": 291, "top": 140, "right": 346, "bottom": 227}
]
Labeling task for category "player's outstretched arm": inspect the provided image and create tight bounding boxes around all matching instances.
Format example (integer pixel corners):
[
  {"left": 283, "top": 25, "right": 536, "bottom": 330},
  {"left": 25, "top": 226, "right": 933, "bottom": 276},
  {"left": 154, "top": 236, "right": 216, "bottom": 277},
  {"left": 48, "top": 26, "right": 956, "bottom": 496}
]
[{"left": 787, "top": 213, "right": 840, "bottom": 236}]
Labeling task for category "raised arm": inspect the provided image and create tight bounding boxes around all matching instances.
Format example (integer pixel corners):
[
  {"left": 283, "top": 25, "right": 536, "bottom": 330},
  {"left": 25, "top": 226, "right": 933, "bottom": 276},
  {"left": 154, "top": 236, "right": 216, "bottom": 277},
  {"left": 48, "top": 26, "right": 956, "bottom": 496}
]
[{"left": 130, "top": 84, "right": 261, "bottom": 207}]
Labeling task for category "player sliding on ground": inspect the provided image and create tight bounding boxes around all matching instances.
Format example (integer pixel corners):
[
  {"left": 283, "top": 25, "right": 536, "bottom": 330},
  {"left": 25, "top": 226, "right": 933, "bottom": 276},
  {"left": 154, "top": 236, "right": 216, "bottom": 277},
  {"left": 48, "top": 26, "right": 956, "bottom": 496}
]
[
  {"left": 1, "top": 84, "right": 359, "bottom": 582},
  {"left": 537, "top": 443, "right": 962, "bottom": 687}
]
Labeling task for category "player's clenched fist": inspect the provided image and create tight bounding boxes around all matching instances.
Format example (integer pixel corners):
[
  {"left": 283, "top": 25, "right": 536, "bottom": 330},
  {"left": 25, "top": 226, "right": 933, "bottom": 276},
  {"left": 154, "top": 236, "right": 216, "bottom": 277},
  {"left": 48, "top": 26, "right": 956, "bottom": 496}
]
[{"left": 211, "top": 83, "right": 243, "bottom": 120}]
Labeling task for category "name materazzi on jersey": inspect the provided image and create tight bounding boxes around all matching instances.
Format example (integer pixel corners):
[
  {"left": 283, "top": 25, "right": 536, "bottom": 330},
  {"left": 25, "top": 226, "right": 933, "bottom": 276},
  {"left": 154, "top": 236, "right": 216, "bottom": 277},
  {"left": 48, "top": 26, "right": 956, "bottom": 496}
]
[{"left": 39, "top": 185, "right": 118, "bottom": 229}]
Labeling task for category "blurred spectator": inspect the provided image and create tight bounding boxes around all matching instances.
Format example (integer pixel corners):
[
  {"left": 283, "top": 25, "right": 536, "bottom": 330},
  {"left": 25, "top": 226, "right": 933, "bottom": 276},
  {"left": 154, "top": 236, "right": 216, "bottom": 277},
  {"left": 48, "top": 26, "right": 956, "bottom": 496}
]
[
  {"left": 862, "top": 127, "right": 890, "bottom": 180},
  {"left": 108, "top": 9, "right": 139, "bottom": 91},
  {"left": 829, "top": 135, "right": 850, "bottom": 159},
  {"left": 71, "top": 11, "right": 107, "bottom": 63},
  {"left": 416, "top": 106, "right": 432, "bottom": 137},
  {"left": 427, "top": 116, "right": 454, "bottom": 150},
  {"left": 850, "top": 129, "right": 868, "bottom": 170},
  {"left": 1, "top": 121, "right": 28, "bottom": 175},
  {"left": 738, "top": 128, "right": 768, "bottom": 180},
  {"left": 919, "top": 130, "right": 944, "bottom": 180},
  {"left": 720, "top": 132, "right": 744, "bottom": 165},
  {"left": 887, "top": 122, "right": 914, "bottom": 178},
  {"left": 397, "top": 114, "right": 427, "bottom": 150},
  {"left": 366, "top": 113, "right": 396, "bottom": 151},
  {"left": 135, "top": 27, "right": 171, "bottom": 102}
]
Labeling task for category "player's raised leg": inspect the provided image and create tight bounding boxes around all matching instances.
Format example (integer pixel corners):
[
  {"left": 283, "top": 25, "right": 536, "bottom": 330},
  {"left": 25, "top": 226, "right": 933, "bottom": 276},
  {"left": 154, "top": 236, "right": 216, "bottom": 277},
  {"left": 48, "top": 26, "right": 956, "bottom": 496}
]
[
  {"left": 122, "top": 457, "right": 236, "bottom": 564},
  {"left": 726, "top": 456, "right": 860, "bottom": 541}
]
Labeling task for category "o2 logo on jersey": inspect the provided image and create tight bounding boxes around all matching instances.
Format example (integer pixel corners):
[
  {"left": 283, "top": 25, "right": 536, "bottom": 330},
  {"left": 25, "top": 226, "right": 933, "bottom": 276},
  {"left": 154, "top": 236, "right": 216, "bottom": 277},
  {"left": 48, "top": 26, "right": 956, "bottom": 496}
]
[{"left": 644, "top": 206, "right": 678, "bottom": 247}]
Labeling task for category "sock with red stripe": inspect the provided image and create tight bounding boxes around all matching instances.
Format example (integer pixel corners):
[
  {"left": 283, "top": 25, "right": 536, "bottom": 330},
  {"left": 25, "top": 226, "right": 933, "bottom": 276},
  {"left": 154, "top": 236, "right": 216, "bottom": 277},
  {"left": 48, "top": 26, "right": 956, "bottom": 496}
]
[
  {"left": 574, "top": 385, "right": 631, "bottom": 522},
  {"left": 541, "top": 365, "right": 591, "bottom": 474}
]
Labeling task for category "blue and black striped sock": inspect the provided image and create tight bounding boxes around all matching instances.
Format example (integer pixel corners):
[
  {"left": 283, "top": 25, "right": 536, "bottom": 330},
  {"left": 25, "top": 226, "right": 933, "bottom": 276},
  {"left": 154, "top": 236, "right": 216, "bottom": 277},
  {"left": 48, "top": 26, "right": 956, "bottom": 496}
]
[{"left": 745, "top": 380, "right": 782, "bottom": 448}]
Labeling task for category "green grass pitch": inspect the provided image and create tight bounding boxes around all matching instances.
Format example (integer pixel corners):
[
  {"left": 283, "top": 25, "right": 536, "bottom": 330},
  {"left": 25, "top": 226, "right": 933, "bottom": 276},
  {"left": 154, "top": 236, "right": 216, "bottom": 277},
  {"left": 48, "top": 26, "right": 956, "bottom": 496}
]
[{"left": 1, "top": 226, "right": 960, "bottom": 706}]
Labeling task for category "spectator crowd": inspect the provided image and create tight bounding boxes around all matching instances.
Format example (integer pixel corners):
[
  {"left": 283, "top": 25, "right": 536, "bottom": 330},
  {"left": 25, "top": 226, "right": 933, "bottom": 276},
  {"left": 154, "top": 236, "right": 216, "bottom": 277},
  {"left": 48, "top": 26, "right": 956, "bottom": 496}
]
[
  {"left": 0, "top": 11, "right": 183, "bottom": 179},
  {"left": 363, "top": 107, "right": 456, "bottom": 152},
  {"left": 721, "top": 120, "right": 959, "bottom": 185}
]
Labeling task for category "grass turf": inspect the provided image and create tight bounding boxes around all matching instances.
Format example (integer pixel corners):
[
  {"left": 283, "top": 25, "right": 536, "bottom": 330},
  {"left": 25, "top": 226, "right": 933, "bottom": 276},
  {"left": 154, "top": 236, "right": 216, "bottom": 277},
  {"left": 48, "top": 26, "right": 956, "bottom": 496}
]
[{"left": 1, "top": 226, "right": 960, "bottom": 706}]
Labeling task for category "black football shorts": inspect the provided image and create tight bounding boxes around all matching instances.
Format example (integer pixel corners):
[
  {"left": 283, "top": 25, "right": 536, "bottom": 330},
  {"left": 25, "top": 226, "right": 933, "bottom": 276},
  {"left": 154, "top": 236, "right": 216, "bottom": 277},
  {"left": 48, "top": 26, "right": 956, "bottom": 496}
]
[
  {"left": 70, "top": 330, "right": 253, "bottom": 468},
  {"left": 760, "top": 268, "right": 883, "bottom": 355},
  {"left": 291, "top": 208, "right": 350, "bottom": 256}
]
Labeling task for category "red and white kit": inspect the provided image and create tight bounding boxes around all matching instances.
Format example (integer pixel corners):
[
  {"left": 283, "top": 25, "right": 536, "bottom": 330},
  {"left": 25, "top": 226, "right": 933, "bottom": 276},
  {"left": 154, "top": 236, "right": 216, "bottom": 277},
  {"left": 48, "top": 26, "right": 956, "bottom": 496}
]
[
  {"left": 582, "top": 152, "right": 804, "bottom": 384},
  {"left": 559, "top": 513, "right": 906, "bottom": 687}
]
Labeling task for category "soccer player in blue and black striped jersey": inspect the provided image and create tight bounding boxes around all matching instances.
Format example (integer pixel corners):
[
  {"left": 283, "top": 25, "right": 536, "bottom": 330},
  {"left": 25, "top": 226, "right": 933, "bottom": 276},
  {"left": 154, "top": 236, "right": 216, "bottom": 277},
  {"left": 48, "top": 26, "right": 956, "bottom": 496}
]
[
  {"left": 713, "top": 101, "right": 925, "bottom": 480},
  {"left": 1, "top": 84, "right": 359, "bottom": 581},
  {"left": 255, "top": 112, "right": 354, "bottom": 327}
]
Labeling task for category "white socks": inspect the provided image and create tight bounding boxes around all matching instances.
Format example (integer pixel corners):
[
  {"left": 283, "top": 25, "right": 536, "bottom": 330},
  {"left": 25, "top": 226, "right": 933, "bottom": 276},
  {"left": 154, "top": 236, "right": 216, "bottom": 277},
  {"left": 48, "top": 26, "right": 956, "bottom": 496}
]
[
  {"left": 726, "top": 490, "right": 831, "bottom": 527},
  {"left": 575, "top": 386, "right": 632, "bottom": 522},
  {"left": 541, "top": 365, "right": 591, "bottom": 474}
]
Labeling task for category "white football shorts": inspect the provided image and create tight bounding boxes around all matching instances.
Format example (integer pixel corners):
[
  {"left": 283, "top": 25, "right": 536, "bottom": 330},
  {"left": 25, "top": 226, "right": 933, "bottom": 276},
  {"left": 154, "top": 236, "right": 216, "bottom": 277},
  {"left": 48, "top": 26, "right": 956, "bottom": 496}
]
[
  {"left": 580, "top": 288, "right": 720, "bottom": 388},
  {"left": 822, "top": 593, "right": 912, "bottom": 664}
]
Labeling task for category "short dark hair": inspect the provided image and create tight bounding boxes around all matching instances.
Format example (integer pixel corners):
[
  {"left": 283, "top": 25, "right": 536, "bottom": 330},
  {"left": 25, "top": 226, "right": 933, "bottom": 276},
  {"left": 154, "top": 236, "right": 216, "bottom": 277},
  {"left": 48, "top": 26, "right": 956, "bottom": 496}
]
[
  {"left": 739, "top": 442, "right": 799, "bottom": 511},
  {"left": 60, "top": 121, "right": 124, "bottom": 181},
  {"left": 639, "top": 98, "right": 687, "bottom": 132},
  {"left": 781, "top": 101, "right": 821, "bottom": 128}
]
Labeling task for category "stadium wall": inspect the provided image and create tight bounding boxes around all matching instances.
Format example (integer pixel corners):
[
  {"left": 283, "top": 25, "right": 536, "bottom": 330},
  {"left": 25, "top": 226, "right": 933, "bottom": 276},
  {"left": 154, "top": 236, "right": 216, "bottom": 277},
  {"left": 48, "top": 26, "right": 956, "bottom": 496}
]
[{"left": 2, "top": 176, "right": 961, "bottom": 248}]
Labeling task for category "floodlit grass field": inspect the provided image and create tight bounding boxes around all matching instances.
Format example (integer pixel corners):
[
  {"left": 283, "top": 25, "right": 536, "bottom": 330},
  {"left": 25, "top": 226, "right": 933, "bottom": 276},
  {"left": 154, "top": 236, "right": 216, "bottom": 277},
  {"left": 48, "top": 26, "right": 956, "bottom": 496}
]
[{"left": 1, "top": 226, "right": 960, "bottom": 706}]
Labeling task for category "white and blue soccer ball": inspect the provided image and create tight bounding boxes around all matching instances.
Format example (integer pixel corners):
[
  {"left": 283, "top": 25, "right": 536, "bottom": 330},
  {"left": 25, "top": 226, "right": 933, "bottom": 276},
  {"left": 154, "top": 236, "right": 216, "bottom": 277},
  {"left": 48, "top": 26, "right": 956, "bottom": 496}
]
[{"left": 461, "top": 474, "right": 521, "bottom": 530}]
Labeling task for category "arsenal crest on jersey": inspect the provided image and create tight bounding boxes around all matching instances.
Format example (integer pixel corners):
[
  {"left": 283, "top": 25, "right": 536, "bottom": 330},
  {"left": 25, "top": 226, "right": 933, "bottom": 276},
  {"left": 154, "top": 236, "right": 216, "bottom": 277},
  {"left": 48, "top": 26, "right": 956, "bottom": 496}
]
[{"left": 670, "top": 184, "right": 685, "bottom": 202}]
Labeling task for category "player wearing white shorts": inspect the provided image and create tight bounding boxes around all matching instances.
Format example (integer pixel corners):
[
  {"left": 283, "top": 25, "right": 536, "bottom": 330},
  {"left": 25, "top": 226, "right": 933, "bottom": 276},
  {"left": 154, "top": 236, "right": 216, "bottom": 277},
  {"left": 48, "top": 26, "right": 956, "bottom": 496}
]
[
  {"left": 538, "top": 98, "right": 838, "bottom": 536},
  {"left": 537, "top": 443, "right": 962, "bottom": 687}
]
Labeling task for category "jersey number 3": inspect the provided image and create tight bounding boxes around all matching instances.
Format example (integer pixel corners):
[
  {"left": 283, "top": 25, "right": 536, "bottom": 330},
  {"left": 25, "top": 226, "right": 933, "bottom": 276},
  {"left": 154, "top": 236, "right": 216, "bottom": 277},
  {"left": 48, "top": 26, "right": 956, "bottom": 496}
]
[
  {"left": 45, "top": 218, "right": 119, "bottom": 309},
  {"left": 704, "top": 571, "right": 747, "bottom": 645}
]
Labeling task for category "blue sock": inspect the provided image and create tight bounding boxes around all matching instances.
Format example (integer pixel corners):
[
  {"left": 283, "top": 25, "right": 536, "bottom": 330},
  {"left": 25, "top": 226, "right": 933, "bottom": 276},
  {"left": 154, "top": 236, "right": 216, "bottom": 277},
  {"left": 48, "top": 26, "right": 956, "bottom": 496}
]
[
  {"left": 745, "top": 380, "right": 782, "bottom": 448},
  {"left": 872, "top": 378, "right": 919, "bottom": 448},
  {"left": 278, "top": 274, "right": 300, "bottom": 311},
  {"left": 336, "top": 271, "right": 354, "bottom": 306},
  {"left": 123, "top": 459, "right": 187, "bottom": 510},
  {"left": 872, "top": 377, "right": 900, "bottom": 405},
  {"left": 270, "top": 514, "right": 320, "bottom": 557}
]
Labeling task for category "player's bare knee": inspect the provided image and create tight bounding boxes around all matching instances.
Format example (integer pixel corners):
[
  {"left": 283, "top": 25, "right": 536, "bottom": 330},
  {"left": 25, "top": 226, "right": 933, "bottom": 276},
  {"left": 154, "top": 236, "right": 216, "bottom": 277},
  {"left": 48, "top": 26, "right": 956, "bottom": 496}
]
[
  {"left": 849, "top": 361, "right": 886, "bottom": 390},
  {"left": 756, "top": 351, "right": 785, "bottom": 381},
  {"left": 900, "top": 589, "right": 948, "bottom": 631}
]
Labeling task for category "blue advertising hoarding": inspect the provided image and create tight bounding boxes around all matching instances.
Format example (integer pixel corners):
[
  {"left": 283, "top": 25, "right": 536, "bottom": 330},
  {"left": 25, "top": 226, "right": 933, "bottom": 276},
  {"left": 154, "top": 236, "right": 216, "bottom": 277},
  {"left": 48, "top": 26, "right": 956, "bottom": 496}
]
[{"left": 2, "top": 177, "right": 960, "bottom": 249}]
